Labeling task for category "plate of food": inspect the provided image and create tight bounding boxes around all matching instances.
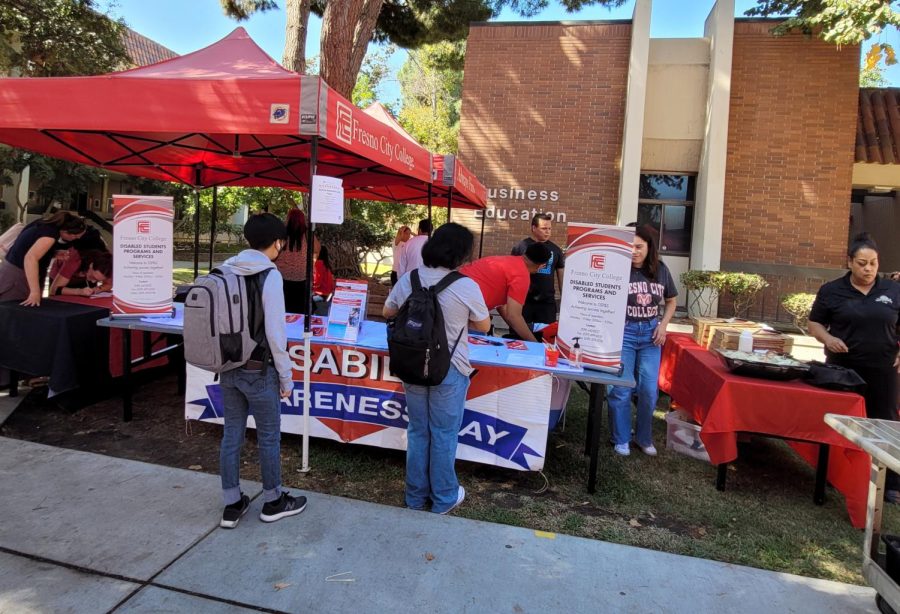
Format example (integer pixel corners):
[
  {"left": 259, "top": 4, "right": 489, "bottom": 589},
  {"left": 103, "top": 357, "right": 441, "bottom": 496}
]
[{"left": 714, "top": 348, "right": 810, "bottom": 381}]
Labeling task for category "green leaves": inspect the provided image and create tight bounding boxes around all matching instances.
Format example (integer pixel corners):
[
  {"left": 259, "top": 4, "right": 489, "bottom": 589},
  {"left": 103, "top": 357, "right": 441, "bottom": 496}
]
[
  {"left": 747, "top": 0, "right": 900, "bottom": 59},
  {"left": 780, "top": 292, "right": 816, "bottom": 332},
  {"left": 0, "top": 0, "right": 128, "bottom": 77},
  {"left": 680, "top": 270, "right": 769, "bottom": 319}
]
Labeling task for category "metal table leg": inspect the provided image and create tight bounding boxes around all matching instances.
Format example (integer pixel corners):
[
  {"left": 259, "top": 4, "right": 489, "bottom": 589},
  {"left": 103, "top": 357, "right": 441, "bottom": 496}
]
[
  {"left": 122, "top": 330, "right": 132, "bottom": 422},
  {"left": 814, "top": 444, "right": 830, "bottom": 505},
  {"left": 587, "top": 383, "right": 605, "bottom": 493},
  {"left": 716, "top": 463, "right": 727, "bottom": 491}
]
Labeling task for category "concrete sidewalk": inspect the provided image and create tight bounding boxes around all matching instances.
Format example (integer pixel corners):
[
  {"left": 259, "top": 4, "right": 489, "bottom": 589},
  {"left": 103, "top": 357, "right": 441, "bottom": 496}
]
[{"left": 0, "top": 437, "right": 877, "bottom": 613}]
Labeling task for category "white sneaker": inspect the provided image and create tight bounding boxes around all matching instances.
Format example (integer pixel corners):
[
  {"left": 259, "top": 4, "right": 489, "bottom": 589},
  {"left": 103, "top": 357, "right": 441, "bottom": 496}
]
[
  {"left": 614, "top": 443, "right": 630, "bottom": 456},
  {"left": 640, "top": 444, "right": 658, "bottom": 457},
  {"left": 439, "top": 486, "right": 466, "bottom": 515}
]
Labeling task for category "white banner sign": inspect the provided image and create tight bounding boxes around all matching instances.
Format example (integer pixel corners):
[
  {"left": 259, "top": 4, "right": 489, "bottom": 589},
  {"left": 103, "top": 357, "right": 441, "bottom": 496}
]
[
  {"left": 112, "top": 195, "right": 174, "bottom": 317},
  {"left": 310, "top": 174, "right": 344, "bottom": 225},
  {"left": 557, "top": 223, "right": 633, "bottom": 372},
  {"left": 185, "top": 342, "right": 554, "bottom": 471}
]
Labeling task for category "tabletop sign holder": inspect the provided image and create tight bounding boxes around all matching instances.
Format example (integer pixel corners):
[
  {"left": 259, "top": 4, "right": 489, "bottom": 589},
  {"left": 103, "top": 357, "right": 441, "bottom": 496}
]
[
  {"left": 325, "top": 279, "right": 368, "bottom": 343},
  {"left": 556, "top": 223, "right": 633, "bottom": 374},
  {"left": 110, "top": 195, "right": 175, "bottom": 319}
]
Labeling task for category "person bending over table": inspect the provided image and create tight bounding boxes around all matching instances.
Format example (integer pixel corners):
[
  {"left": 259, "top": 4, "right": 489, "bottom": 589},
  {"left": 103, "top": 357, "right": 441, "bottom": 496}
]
[
  {"left": 809, "top": 232, "right": 900, "bottom": 499},
  {"left": 459, "top": 243, "right": 551, "bottom": 343},
  {"left": 384, "top": 223, "right": 491, "bottom": 515},
  {"left": 607, "top": 224, "right": 677, "bottom": 457},
  {"left": 0, "top": 211, "right": 86, "bottom": 307},
  {"left": 49, "top": 249, "right": 112, "bottom": 297}
]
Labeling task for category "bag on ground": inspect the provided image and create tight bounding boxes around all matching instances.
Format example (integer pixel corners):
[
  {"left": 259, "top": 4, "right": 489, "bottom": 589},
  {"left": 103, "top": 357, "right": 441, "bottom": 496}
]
[
  {"left": 387, "top": 270, "right": 463, "bottom": 386},
  {"left": 183, "top": 268, "right": 270, "bottom": 373}
]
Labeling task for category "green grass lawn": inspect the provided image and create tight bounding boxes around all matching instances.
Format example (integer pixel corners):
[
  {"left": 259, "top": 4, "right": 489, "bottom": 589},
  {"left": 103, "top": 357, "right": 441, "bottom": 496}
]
[{"left": 271, "top": 388, "right": 898, "bottom": 585}]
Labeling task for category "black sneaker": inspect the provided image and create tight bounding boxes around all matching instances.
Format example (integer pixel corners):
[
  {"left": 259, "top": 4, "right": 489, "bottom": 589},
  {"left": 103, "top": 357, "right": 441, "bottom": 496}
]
[
  {"left": 220, "top": 494, "right": 250, "bottom": 529},
  {"left": 260, "top": 492, "right": 307, "bottom": 523}
]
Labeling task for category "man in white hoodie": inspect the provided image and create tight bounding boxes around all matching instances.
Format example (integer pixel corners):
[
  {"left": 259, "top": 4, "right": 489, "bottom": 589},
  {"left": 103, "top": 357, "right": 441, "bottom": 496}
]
[{"left": 218, "top": 213, "right": 307, "bottom": 529}]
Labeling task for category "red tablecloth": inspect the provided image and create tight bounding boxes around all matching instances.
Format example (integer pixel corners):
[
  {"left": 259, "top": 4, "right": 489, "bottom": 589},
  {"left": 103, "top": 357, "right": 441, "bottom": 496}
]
[
  {"left": 659, "top": 333, "right": 869, "bottom": 528},
  {"left": 51, "top": 296, "right": 169, "bottom": 377}
]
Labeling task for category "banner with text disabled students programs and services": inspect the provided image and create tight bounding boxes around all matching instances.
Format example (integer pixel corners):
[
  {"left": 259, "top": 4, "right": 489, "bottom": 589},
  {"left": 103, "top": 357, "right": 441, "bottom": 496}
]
[
  {"left": 557, "top": 223, "right": 634, "bottom": 373},
  {"left": 112, "top": 195, "right": 174, "bottom": 317}
]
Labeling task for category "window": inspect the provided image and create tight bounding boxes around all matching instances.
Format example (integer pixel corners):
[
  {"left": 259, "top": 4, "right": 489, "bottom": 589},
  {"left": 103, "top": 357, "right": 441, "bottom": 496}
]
[{"left": 637, "top": 174, "right": 696, "bottom": 256}]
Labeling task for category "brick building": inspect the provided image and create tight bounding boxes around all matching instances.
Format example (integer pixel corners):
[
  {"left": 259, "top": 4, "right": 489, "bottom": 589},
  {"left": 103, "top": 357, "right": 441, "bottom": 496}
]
[{"left": 454, "top": 0, "right": 877, "bottom": 321}]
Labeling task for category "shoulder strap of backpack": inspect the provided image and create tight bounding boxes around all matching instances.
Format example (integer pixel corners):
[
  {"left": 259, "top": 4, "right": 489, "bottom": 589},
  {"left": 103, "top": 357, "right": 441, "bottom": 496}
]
[
  {"left": 410, "top": 268, "right": 422, "bottom": 292},
  {"left": 247, "top": 268, "right": 273, "bottom": 361},
  {"left": 431, "top": 271, "right": 464, "bottom": 295}
]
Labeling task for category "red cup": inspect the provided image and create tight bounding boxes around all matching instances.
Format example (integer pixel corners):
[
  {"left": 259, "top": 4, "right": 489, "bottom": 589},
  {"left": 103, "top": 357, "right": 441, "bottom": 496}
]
[{"left": 544, "top": 346, "right": 559, "bottom": 367}]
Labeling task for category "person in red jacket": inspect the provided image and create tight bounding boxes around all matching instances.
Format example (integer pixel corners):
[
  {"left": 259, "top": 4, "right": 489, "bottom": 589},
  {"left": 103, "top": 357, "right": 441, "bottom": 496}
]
[
  {"left": 460, "top": 242, "right": 551, "bottom": 342},
  {"left": 312, "top": 243, "right": 335, "bottom": 315}
]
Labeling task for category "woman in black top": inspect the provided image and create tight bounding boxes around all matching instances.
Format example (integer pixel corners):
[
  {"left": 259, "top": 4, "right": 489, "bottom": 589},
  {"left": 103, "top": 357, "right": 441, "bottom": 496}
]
[
  {"left": 809, "top": 233, "right": 900, "bottom": 494},
  {"left": 0, "top": 211, "right": 86, "bottom": 306}
]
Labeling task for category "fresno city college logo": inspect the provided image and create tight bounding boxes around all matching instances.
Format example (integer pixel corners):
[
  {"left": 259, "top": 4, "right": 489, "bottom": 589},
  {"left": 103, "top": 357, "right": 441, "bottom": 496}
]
[
  {"left": 137, "top": 220, "right": 151, "bottom": 234},
  {"left": 591, "top": 254, "right": 606, "bottom": 270},
  {"left": 335, "top": 100, "right": 353, "bottom": 145},
  {"left": 270, "top": 104, "right": 290, "bottom": 124}
]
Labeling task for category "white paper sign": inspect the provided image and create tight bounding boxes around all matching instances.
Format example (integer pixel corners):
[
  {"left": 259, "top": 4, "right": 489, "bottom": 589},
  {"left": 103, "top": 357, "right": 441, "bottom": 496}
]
[
  {"left": 311, "top": 175, "right": 344, "bottom": 225},
  {"left": 557, "top": 223, "right": 634, "bottom": 373}
]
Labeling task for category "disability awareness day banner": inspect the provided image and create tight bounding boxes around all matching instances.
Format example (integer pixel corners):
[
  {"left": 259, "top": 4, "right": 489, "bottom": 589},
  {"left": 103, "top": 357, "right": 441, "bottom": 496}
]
[
  {"left": 557, "top": 223, "right": 633, "bottom": 372},
  {"left": 112, "top": 195, "right": 174, "bottom": 317},
  {"left": 185, "top": 342, "right": 554, "bottom": 471}
]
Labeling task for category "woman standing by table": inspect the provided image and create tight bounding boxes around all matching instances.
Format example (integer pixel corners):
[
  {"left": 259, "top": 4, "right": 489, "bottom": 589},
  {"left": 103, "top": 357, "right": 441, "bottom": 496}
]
[
  {"left": 0, "top": 212, "right": 86, "bottom": 307},
  {"left": 391, "top": 225, "right": 411, "bottom": 286},
  {"left": 809, "top": 233, "right": 900, "bottom": 495},
  {"left": 276, "top": 206, "right": 310, "bottom": 315},
  {"left": 383, "top": 223, "right": 491, "bottom": 514},
  {"left": 607, "top": 225, "right": 678, "bottom": 457}
]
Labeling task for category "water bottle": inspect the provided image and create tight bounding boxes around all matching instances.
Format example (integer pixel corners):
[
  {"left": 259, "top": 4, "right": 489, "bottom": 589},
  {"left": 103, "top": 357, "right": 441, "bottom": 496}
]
[{"left": 738, "top": 329, "right": 754, "bottom": 353}]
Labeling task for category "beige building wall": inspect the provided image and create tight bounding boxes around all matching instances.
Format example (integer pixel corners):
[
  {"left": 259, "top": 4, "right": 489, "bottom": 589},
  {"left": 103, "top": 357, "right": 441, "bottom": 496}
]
[
  {"left": 641, "top": 38, "right": 709, "bottom": 173},
  {"left": 852, "top": 162, "right": 900, "bottom": 189}
]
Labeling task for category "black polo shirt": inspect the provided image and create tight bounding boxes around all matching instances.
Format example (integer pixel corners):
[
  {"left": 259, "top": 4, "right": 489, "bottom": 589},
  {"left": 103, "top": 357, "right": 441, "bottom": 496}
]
[{"left": 809, "top": 273, "right": 900, "bottom": 367}]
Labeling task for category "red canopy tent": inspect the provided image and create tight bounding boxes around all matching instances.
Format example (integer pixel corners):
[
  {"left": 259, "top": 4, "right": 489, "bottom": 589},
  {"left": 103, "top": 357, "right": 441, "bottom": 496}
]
[
  {"left": 0, "top": 28, "right": 470, "bottom": 469},
  {"left": 360, "top": 104, "right": 488, "bottom": 212},
  {"left": 0, "top": 28, "right": 433, "bottom": 193}
]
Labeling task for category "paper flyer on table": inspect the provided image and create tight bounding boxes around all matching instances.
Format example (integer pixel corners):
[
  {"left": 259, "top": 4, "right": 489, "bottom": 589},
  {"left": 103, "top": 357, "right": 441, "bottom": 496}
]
[{"left": 326, "top": 281, "right": 367, "bottom": 343}]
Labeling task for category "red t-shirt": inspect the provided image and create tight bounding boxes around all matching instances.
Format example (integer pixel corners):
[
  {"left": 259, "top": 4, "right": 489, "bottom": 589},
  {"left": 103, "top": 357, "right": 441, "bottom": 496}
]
[
  {"left": 313, "top": 259, "right": 335, "bottom": 297},
  {"left": 460, "top": 255, "right": 530, "bottom": 310}
]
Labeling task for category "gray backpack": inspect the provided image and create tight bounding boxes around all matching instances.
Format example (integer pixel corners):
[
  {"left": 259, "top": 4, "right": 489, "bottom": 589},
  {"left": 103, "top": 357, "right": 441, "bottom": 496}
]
[{"left": 183, "top": 268, "right": 271, "bottom": 374}]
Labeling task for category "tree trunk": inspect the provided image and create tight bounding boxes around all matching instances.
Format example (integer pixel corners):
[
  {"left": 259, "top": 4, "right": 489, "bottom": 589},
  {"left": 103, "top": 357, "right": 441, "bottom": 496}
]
[
  {"left": 282, "top": 0, "right": 312, "bottom": 72},
  {"left": 319, "top": 0, "right": 383, "bottom": 98}
]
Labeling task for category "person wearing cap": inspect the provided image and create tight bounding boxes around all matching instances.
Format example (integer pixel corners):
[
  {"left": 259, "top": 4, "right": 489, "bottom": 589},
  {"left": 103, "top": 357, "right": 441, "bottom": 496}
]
[
  {"left": 460, "top": 243, "right": 552, "bottom": 342},
  {"left": 214, "top": 212, "right": 307, "bottom": 529}
]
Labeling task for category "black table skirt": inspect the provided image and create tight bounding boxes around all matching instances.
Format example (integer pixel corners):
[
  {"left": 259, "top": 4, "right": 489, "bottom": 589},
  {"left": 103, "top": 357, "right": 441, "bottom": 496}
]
[{"left": 0, "top": 299, "right": 111, "bottom": 396}]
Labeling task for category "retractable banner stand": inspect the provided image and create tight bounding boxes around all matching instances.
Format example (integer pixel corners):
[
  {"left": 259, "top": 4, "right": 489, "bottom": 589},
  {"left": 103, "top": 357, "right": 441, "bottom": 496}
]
[
  {"left": 557, "top": 223, "right": 634, "bottom": 372},
  {"left": 111, "top": 195, "right": 174, "bottom": 318}
]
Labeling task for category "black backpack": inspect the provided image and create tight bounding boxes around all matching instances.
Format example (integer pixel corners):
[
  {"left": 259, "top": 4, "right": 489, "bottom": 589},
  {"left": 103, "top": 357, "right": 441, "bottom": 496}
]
[{"left": 387, "top": 270, "right": 464, "bottom": 386}]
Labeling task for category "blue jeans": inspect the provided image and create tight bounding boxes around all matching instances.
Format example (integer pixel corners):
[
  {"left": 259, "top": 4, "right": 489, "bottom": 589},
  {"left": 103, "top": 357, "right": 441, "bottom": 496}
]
[
  {"left": 403, "top": 365, "right": 470, "bottom": 513},
  {"left": 219, "top": 368, "right": 283, "bottom": 506},
  {"left": 607, "top": 319, "right": 662, "bottom": 447}
]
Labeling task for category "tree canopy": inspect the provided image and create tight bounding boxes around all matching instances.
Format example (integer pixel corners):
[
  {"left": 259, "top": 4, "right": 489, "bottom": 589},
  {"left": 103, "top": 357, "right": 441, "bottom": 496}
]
[
  {"left": 0, "top": 0, "right": 128, "bottom": 77},
  {"left": 747, "top": 0, "right": 900, "bottom": 68}
]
